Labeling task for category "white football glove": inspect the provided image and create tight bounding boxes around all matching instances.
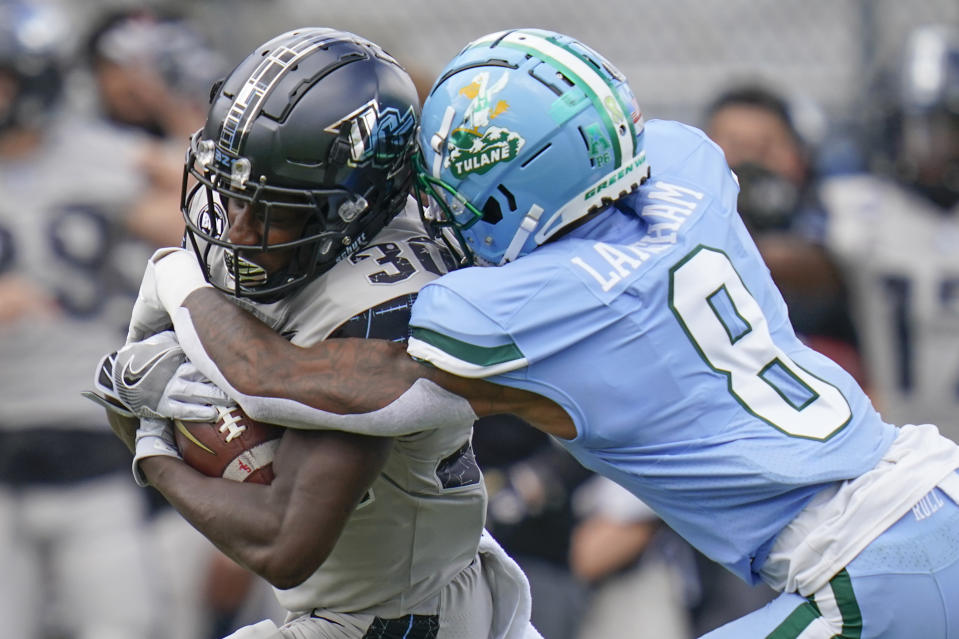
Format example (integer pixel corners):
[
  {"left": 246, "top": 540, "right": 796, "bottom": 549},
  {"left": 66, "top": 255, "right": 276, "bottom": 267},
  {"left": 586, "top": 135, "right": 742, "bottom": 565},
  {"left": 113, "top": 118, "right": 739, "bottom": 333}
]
[
  {"left": 127, "top": 248, "right": 180, "bottom": 344},
  {"left": 85, "top": 350, "right": 136, "bottom": 418},
  {"left": 127, "top": 247, "right": 212, "bottom": 344},
  {"left": 222, "top": 620, "right": 282, "bottom": 639},
  {"left": 162, "top": 360, "right": 233, "bottom": 421},
  {"left": 113, "top": 331, "right": 231, "bottom": 422},
  {"left": 132, "top": 418, "right": 182, "bottom": 487}
]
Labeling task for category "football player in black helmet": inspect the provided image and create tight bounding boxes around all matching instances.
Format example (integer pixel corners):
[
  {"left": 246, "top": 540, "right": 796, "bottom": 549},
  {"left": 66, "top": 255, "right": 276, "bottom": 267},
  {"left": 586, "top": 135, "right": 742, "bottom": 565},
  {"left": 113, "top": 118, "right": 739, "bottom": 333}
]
[
  {"left": 181, "top": 28, "right": 419, "bottom": 302},
  {"left": 102, "top": 27, "right": 540, "bottom": 639}
]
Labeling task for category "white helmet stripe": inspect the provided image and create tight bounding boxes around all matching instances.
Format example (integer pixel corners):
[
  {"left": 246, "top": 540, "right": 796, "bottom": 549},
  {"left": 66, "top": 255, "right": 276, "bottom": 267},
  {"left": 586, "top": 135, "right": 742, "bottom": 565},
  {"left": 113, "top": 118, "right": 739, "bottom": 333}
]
[
  {"left": 220, "top": 30, "right": 349, "bottom": 154},
  {"left": 472, "top": 30, "right": 635, "bottom": 164}
]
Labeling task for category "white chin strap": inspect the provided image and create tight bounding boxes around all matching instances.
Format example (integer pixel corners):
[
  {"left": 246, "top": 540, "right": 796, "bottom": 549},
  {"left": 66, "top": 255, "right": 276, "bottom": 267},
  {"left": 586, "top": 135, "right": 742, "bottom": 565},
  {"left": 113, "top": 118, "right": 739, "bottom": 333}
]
[{"left": 500, "top": 204, "right": 544, "bottom": 264}]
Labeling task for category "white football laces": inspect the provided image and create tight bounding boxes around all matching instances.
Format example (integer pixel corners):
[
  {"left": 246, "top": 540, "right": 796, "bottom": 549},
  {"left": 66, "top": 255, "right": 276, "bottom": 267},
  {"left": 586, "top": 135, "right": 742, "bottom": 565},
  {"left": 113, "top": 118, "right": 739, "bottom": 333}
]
[{"left": 216, "top": 405, "right": 247, "bottom": 442}]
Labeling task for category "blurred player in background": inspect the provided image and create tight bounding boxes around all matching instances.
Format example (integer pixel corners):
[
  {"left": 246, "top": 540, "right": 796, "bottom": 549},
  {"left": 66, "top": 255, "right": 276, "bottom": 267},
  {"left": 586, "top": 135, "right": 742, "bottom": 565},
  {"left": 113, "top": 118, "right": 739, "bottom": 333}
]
[
  {"left": 0, "top": 0, "right": 176, "bottom": 636},
  {"left": 705, "top": 83, "right": 866, "bottom": 388},
  {"left": 83, "top": 6, "right": 227, "bottom": 250},
  {"left": 568, "top": 474, "right": 697, "bottom": 639},
  {"left": 84, "top": 6, "right": 225, "bottom": 143},
  {"left": 102, "top": 28, "right": 539, "bottom": 639},
  {"left": 472, "top": 415, "right": 592, "bottom": 639},
  {"left": 82, "top": 10, "right": 258, "bottom": 637},
  {"left": 135, "top": 28, "right": 959, "bottom": 637},
  {"left": 821, "top": 24, "right": 959, "bottom": 444}
]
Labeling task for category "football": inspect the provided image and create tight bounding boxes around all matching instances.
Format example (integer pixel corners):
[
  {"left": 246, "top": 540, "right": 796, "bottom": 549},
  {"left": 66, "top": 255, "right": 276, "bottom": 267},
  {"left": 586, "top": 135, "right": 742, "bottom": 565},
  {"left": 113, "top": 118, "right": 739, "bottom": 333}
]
[{"left": 174, "top": 406, "right": 283, "bottom": 484}]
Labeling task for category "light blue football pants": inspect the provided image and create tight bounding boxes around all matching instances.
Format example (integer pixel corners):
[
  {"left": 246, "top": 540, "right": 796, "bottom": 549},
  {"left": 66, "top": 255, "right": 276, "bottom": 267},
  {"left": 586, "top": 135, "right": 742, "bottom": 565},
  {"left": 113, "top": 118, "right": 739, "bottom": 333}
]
[{"left": 702, "top": 479, "right": 959, "bottom": 639}]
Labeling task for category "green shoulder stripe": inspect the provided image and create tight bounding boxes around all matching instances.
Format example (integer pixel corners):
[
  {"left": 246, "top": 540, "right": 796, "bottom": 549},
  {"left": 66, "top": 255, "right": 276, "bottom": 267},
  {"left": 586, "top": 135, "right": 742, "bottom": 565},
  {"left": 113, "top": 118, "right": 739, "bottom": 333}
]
[{"left": 411, "top": 327, "right": 524, "bottom": 367}]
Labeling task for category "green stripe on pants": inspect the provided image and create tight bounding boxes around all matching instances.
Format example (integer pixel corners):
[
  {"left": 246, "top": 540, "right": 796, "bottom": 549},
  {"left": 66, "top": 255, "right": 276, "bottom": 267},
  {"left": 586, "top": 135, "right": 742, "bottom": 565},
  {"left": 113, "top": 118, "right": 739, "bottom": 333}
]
[
  {"left": 765, "top": 569, "right": 862, "bottom": 638},
  {"left": 766, "top": 601, "right": 820, "bottom": 639},
  {"left": 829, "top": 570, "right": 862, "bottom": 638}
]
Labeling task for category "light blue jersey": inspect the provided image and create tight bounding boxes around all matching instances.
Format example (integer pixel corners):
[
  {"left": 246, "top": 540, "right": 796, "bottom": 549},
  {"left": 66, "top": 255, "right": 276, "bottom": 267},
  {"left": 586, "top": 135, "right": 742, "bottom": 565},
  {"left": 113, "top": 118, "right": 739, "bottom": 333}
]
[{"left": 408, "top": 120, "right": 899, "bottom": 583}]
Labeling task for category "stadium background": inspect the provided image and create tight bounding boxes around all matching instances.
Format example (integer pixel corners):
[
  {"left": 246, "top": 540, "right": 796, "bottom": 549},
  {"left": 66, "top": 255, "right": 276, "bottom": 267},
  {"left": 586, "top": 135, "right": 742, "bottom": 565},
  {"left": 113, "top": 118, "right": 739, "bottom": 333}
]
[
  {"left": 59, "top": 0, "right": 959, "bottom": 155},
  {"left": 9, "top": 2, "right": 955, "bottom": 636}
]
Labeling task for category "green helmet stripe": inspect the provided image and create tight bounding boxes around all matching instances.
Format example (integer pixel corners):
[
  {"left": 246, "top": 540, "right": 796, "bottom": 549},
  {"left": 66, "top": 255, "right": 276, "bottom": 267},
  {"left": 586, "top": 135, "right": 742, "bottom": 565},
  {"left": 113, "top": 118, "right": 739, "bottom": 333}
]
[
  {"left": 545, "top": 33, "right": 640, "bottom": 150},
  {"left": 473, "top": 30, "right": 636, "bottom": 167}
]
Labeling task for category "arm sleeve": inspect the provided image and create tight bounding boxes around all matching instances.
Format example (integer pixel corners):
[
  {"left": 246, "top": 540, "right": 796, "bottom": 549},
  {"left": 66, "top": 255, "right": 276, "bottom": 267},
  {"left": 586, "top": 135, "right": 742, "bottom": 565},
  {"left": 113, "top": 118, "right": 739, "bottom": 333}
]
[
  {"left": 171, "top": 306, "right": 478, "bottom": 436},
  {"left": 407, "top": 282, "right": 529, "bottom": 378}
]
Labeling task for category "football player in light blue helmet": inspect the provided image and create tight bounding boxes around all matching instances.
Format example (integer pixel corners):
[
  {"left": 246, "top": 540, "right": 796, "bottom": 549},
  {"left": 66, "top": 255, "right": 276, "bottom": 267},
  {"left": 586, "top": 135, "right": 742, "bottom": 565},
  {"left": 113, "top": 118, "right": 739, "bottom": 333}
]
[
  {"left": 414, "top": 28, "right": 649, "bottom": 265},
  {"left": 109, "top": 25, "right": 959, "bottom": 639}
]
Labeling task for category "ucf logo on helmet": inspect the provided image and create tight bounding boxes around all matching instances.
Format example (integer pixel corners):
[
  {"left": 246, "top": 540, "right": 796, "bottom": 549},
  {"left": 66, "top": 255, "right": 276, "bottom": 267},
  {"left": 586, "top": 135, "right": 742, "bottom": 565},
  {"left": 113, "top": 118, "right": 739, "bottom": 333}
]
[{"left": 325, "top": 100, "right": 416, "bottom": 174}]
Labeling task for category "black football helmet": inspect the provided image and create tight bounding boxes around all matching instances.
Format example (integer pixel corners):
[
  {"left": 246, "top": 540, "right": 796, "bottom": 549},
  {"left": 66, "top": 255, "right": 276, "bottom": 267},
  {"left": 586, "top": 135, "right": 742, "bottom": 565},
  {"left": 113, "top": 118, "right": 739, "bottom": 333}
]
[
  {"left": 0, "top": 0, "right": 65, "bottom": 134},
  {"left": 181, "top": 28, "right": 420, "bottom": 302}
]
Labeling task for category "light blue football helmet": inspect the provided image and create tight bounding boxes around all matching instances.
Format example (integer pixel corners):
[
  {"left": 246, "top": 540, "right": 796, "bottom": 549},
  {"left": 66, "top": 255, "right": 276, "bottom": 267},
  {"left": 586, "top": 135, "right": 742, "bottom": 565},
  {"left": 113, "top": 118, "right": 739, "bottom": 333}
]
[{"left": 414, "top": 28, "right": 649, "bottom": 266}]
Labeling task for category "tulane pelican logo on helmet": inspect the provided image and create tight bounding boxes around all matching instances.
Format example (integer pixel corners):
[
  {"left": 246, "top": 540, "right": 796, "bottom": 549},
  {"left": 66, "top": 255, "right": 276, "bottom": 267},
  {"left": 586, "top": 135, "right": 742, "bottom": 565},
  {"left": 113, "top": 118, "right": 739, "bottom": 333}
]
[
  {"left": 445, "top": 71, "right": 526, "bottom": 179},
  {"left": 414, "top": 28, "right": 649, "bottom": 266}
]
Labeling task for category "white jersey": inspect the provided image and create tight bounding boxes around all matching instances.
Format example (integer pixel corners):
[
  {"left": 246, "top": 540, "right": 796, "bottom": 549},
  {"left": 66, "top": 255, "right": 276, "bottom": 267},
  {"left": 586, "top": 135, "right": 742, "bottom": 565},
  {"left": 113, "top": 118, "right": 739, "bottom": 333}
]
[
  {"left": 200, "top": 200, "right": 488, "bottom": 616},
  {"left": 821, "top": 174, "right": 959, "bottom": 442},
  {"left": 0, "top": 115, "right": 151, "bottom": 431}
]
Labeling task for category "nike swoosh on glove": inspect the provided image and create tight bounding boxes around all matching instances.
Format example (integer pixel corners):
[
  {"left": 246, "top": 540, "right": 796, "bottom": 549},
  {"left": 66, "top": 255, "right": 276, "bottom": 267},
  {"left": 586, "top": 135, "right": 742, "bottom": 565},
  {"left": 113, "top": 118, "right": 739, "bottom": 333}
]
[
  {"left": 114, "top": 330, "right": 232, "bottom": 422},
  {"left": 86, "top": 350, "right": 136, "bottom": 417},
  {"left": 114, "top": 330, "right": 187, "bottom": 419}
]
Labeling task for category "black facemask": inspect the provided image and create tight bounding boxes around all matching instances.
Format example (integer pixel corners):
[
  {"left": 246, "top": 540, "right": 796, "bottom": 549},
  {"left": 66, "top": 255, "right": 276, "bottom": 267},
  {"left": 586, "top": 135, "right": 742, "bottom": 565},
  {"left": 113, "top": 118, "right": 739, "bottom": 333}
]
[{"left": 733, "top": 162, "right": 801, "bottom": 233}]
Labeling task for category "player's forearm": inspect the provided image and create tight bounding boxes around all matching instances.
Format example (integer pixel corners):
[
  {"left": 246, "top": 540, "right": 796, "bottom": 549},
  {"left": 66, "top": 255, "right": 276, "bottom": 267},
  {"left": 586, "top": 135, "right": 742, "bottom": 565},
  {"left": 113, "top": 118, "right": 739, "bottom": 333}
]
[
  {"left": 142, "top": 425, "right": 390, "bottom": 589},
  {"left": 177, "top": 287, "right": 509, "bottom": 414},
  {"left": 140, "top": 456, "right": 303, "bottom": 585},
  {"left": 142, "top": 454, "right": 355, "bottom": 589},
  {"left": 179, "top": 288, "right": 426, "bottom": 412},
  {"left": 172, "top": 288, "right": 478, "bottom": 435},
  {"left": 176, "top": 288, "right": 576, "bottom": 438}
]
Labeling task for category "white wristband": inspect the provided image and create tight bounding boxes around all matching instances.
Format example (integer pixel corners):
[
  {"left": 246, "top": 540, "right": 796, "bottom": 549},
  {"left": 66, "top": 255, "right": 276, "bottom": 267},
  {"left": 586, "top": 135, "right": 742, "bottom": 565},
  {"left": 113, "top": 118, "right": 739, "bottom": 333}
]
[
  {"left": 151, "top": 248, "right": 213, "bottom": 315},
  {"left": 132, "top": 433, "right": 181, "bottom": 487},
  {"left": 132, "top": 417, "right": 182, "bottom": 487}
]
